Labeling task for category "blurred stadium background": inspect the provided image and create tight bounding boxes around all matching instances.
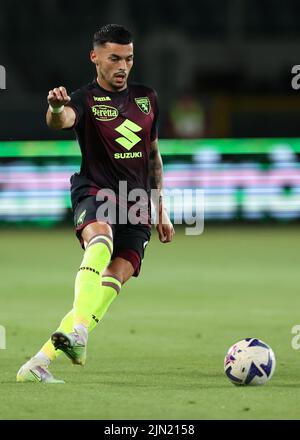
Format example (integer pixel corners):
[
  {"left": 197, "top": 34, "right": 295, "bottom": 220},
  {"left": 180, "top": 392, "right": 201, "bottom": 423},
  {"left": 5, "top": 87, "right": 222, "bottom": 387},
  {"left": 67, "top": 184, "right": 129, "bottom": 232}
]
[
  {"left": 2, "top": 0, "right": 300, "bottom": 140},
  {"left": 1, "top": 0, "right": 300, "bottom": 420}
]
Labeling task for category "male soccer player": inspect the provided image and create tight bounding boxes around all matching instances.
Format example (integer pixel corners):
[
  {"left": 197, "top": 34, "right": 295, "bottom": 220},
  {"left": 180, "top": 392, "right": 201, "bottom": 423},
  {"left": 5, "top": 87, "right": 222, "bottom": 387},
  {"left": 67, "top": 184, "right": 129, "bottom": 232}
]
[{"left": 17, "top": 24, "right": 174, "bottom": 383}]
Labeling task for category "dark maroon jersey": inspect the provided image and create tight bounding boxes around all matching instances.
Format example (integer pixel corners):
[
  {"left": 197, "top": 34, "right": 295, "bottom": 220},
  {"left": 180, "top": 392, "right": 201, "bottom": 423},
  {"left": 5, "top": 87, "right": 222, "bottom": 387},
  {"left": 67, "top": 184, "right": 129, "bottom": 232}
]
[{"left": 66, "top": 80, "right": 158, "bottom": 203}]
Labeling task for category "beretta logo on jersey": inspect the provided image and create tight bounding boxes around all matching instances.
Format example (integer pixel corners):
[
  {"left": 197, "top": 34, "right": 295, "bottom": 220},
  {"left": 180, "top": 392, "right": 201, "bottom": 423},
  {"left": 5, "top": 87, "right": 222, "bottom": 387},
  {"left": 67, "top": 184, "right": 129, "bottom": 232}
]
[
  {"left": 135, "top": 97, "right": 151, "bottom": 115},
  {"left": 92, "top": 105, "right": 118, "bottom": 121}
]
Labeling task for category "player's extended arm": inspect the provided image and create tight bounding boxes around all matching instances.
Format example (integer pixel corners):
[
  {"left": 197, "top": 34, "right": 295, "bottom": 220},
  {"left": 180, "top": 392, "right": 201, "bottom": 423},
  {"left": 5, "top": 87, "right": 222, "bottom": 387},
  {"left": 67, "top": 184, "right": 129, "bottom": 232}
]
[
  {"left": 149, "top": 139, "right": 175, "bottom": 243},
  {"left": 46, "top": 86, "right": 76, "bottom": 130}
]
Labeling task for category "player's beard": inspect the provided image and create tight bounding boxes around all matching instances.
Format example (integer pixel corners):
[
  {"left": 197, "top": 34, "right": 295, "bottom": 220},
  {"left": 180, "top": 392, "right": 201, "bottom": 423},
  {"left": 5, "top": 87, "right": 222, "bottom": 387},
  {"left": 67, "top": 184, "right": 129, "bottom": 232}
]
[
  {"left": 97, "top": 69, "right": 127, "bottom": 91},
  {"left": 112, "top": 72, "right": 127, "bottom": 90}
]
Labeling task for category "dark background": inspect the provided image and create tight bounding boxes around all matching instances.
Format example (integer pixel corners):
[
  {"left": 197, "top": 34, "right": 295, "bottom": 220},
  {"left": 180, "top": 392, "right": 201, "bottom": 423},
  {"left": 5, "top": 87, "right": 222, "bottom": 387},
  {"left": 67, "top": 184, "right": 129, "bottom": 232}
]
[{"left": 1, "top": 0, "right": 300, "bottom": 140}]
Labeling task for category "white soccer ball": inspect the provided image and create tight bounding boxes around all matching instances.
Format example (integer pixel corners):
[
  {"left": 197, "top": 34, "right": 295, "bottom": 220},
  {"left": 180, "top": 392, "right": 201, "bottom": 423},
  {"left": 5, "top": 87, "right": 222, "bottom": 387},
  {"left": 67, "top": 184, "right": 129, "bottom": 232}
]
[{"left": 224, "top": 338, "right": 276, "bottom": 386}]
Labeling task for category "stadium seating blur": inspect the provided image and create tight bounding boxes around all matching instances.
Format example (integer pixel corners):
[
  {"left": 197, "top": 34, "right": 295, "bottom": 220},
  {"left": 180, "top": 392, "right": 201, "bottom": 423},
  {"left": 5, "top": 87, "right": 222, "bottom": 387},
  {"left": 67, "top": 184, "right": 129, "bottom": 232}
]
[{"left": 1, "top": 0, "right": 300, "bottom": 139}]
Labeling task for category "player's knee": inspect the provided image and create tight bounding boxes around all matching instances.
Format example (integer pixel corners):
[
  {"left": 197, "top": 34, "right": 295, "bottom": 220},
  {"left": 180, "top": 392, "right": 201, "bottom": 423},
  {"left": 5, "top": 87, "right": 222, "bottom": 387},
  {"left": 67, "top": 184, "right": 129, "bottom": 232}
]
[
  {"left": 82, "top": 222, "right": 112, "bottom": 245},
  {"left": 103, "top": 259, "right": 135, "bottom": 285}
]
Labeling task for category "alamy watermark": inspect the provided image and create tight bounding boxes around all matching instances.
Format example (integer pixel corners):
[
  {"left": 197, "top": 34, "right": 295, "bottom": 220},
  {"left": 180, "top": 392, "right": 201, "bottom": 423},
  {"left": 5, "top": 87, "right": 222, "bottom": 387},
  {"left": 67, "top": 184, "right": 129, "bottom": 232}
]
[
  {"left": 291, "top": 325, "right": 300, "bottom": 349},
  {"left": 88, "top": 182, "right": 204, "bottom": 235},
  {"left": 0, "top": 65, "right": 6, "bottom": 90},
  {"left": 291, "top": 65, "right": 300, "bottom": 90},
  {"left": 0, "top": 325, "right": 6, "bottom": 349}
]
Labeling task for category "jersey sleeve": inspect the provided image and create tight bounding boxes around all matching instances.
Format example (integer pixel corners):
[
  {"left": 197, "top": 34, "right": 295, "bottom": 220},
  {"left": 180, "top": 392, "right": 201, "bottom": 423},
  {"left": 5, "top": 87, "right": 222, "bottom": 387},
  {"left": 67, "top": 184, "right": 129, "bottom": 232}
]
[
  {"left": 65, "top": 88, "right": 85, "bottom": 128},
  {"left": 150, "top": 90, "right": 159, "bottom": 142}
]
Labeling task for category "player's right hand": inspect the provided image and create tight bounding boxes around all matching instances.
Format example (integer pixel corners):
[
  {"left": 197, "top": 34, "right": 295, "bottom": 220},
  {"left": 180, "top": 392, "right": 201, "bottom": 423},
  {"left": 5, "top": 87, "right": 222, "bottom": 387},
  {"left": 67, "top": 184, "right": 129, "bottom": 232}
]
[{"left": 47, "top": 86, "right": 71, "bottom": 108}]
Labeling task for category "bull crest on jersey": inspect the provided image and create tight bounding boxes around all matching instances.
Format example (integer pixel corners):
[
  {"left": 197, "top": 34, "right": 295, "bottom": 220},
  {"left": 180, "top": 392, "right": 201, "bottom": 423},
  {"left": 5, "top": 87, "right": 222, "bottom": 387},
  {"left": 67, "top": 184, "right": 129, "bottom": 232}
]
[{"left": 135, "top": 97, "right": 151, "bottom": 115}]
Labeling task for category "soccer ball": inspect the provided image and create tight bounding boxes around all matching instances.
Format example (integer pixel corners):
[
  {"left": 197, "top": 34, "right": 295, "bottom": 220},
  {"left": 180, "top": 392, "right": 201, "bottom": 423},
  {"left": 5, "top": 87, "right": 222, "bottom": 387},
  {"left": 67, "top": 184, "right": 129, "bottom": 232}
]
[{"left": 224, "top": 338, "right": 276, "bottom": 386}]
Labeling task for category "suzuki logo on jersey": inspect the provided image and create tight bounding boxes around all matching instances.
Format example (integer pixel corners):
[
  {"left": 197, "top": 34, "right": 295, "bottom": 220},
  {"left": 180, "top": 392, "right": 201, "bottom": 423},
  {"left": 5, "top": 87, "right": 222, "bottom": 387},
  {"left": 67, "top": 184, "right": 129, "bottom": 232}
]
[
  {"left": 135, "top": 97, "right": 151, "bottom": 114},
  {"left": 115, "top": 119, "right": 142, "bottom": 150},
  {"left": 114, "top": 152, "right": 143, "bottom": 159},
  {"left": 114, "top": 119, "right": 143, "bottom": 159},
  {"left": 92, "top": 105, "right": 118, "bottom": 121}
]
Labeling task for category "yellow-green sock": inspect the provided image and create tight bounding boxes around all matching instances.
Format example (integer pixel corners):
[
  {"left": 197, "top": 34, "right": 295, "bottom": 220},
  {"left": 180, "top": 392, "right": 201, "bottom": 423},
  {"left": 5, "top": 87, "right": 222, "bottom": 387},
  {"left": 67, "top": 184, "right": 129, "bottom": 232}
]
[
  {"left": 73, "top": 234, "right": 113, "bottom": 328},
  {"left": 39, "top": 310, "right": 74, "bottom": 361},
  {"left": 88, "top": 275, "right": 121, "bottom": 332},
  {"left": 39, "top": 275, "right": 121, "bottom": 361}
]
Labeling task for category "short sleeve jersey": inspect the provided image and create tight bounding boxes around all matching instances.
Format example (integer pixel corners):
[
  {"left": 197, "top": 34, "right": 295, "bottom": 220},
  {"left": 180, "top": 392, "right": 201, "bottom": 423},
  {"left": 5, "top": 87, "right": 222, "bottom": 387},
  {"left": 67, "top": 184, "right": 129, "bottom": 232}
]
[{"left": 66, "top": 79, "right": 159, "bottom": 199}]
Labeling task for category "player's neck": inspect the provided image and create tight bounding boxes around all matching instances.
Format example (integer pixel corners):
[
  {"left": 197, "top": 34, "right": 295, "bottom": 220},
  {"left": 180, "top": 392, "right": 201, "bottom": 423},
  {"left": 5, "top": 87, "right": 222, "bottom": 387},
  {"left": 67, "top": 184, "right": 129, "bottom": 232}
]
[{"left": 96, "top": 77, "right": 127, "bottom": 93}]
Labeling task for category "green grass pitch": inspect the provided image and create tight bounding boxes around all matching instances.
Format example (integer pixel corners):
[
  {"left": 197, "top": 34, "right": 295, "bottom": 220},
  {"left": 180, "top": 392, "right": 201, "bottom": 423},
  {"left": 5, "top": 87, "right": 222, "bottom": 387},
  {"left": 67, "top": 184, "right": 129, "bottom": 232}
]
[{"left": 0, "top": 225, "right": 299, "bottom": 420}]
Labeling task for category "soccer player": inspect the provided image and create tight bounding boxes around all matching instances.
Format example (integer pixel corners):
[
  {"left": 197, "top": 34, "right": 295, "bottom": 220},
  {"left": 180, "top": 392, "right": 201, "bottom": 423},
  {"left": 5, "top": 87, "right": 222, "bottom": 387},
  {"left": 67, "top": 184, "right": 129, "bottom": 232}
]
[{"left": 17, "top": 24, "right": 174, "bottom": 383}]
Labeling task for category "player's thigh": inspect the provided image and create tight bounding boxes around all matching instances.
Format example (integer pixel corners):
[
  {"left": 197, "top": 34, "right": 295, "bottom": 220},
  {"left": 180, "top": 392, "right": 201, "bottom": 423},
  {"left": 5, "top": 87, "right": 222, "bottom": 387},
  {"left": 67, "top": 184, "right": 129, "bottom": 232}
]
[
  {"left": 103, "top": 257, "right": 134, "bottom": 284},
  {"left": 73, "top": 194, "right": 114, "bottom": 248},
  {"left": 112, "top": 224, "right": 151, "bottom": 277}
]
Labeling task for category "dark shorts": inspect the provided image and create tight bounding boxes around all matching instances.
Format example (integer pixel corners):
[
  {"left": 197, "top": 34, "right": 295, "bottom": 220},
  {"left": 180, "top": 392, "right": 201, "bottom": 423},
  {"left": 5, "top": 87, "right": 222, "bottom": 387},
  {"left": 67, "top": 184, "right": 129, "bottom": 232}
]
[{"left": 72, "top": 194, "right": 151, "bottom": 277}]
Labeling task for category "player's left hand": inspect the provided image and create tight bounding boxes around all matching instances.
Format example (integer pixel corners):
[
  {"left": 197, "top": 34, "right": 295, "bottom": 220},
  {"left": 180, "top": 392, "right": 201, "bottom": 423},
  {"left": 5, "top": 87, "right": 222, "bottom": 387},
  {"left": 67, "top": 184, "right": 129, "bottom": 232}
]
[{"left": 156, "top": 208, "right": 175, "bottom": 243}]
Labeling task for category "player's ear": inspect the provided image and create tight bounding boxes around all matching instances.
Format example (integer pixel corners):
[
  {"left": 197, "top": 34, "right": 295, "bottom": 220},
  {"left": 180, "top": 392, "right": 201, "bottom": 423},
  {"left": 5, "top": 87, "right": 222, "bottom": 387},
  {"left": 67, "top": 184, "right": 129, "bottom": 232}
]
[{"left": 90, "top": 50, "right": 97, "bottom": 65}]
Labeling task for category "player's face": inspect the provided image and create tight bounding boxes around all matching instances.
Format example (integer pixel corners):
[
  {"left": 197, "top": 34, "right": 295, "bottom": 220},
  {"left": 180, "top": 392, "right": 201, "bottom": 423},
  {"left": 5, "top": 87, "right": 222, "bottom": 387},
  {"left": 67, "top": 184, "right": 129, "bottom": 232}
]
[{"left": 91, "top": 42, "right": 134, "bottom": 91}]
